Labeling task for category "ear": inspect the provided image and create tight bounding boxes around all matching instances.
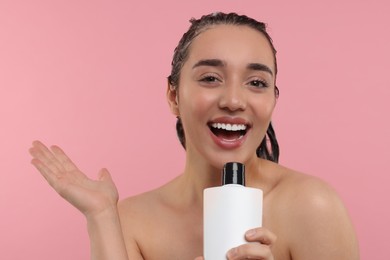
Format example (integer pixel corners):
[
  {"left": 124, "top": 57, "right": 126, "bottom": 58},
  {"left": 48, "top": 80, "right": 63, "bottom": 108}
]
[
  {"left": 273, "top": 86, "right": 279, "bottom": 108},
  {"left": 166, "top": 80, "right": 180, "bottom": 116}
]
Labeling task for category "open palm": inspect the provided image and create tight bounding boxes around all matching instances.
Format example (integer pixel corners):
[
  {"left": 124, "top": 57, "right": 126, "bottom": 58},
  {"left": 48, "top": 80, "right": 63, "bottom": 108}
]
[{"left": 29, "top": 140, "right": 119, "bottom": 218}]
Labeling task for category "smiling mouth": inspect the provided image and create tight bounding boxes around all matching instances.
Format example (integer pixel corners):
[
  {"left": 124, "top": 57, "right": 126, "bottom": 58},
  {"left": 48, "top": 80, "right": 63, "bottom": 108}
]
[{"left": 208, "top": 122, "right": 249, "bottom": 140}]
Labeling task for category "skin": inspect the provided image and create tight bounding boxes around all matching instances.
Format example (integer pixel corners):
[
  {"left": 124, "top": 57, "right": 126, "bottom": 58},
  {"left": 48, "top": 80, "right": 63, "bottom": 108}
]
[{"left": 30, "top": 24, "right": 360, "bottom": 260}]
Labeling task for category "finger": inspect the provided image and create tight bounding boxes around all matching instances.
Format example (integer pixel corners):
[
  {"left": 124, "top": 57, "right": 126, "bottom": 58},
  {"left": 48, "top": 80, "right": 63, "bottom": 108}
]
[
  {"left": 32, "top": 140, "right": 57, "bottom": 160},
  {"left": 194, "top": 257, "right": 204, "bottom": 260},
  {"left": 31, "top": 158, "right": 59, "bottom": 187},
  {"left": 227, "top": 243, "right": 272, "bottom": 260},
  {"left": 29, "top": 142, "right": 62, "bottom": 176},
  {"left": 50, "top": 145, "right": 79, "bottom": 172},
  {"left": 245, "top": 227, "right": 277, "bottom": 245},
  {"left": 98, "top": 168, "right": 113, "bottom": 183}
]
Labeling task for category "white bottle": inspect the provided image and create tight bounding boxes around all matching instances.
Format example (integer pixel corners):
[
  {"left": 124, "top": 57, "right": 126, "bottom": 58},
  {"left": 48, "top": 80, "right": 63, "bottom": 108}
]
[{"left": 203, "top": 162, "right": 263, "bottom": 260}]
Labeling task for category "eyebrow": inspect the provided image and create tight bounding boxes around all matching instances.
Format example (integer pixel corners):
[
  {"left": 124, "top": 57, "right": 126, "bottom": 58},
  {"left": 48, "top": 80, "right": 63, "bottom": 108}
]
[
  {"left": 192, "top": 59, "right": 274, "bottom": 77},
  {"left": 247, "top": 63, "right": 274, "bottom": 77},
  {"left": 192, "top": 59, "right": 225, "bottom": 68}
]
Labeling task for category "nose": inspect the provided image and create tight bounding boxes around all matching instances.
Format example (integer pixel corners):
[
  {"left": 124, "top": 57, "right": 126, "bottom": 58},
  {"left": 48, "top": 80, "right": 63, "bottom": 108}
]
[{"left": 218, "top": 83, "right": 247, "bottom": 112}]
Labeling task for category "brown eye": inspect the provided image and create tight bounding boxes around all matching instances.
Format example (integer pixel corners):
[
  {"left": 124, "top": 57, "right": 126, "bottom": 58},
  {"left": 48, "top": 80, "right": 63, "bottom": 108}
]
[
  {"left": 200, "top": 76, "right": 219, "bottom": 82},
  {"left": 249, "top": 79, "right": 268, "bottom": 88}
]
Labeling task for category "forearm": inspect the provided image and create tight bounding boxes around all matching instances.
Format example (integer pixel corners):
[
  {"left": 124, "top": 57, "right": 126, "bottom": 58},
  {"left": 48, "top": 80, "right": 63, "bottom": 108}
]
[{"left": 87, "top": 206, "right": 129, "bottom": 260}]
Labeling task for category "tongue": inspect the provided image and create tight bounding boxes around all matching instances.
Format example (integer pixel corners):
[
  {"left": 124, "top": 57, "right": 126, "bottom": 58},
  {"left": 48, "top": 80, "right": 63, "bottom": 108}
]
[{"left": 214, "top": 129, "right": 241, "bottom": 140}]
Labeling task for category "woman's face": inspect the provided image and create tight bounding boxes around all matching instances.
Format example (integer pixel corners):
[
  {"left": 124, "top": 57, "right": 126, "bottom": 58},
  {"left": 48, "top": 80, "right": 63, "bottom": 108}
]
[{"left": 168, "top": 24, "right": 277, "bottom": 169}]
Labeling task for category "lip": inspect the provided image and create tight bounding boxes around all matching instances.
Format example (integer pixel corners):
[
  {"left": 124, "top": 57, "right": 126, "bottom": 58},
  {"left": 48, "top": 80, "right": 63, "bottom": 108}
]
[{"left": 208, "top": 116, "right": 251, "bottom": 149}]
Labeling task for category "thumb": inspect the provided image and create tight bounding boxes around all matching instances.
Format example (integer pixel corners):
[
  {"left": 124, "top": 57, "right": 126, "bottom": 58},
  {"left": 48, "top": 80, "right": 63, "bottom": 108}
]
[
  {"left": 98, "top": 168, "right": 113, "bottom": 183},
  {"left": 194, "top": 257, "right": 204, "bottom": 260}
]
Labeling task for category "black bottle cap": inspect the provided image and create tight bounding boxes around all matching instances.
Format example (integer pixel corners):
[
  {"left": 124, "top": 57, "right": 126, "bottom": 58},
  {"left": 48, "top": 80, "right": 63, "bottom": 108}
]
[{"left": 222, "top": 162, "right": 245, "bottom": 186}]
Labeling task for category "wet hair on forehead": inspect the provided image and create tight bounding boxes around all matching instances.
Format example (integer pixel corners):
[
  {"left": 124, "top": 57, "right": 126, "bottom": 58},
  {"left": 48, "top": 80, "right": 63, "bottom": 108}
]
[
  {"left": 168, "top": 12, "right": 278, "bottom": 88},
  {"left": 169, "top": 12, "right": 280, "bottom": 163}
]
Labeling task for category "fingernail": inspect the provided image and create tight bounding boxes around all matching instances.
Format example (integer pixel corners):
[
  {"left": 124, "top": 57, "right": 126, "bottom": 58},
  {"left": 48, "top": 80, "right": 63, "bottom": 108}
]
[
  {"left": 246, "top": 229, "right": 256, "bottom": 237},
  {"left": 227, "top": 247, "right": 237, "bottom": 257}
]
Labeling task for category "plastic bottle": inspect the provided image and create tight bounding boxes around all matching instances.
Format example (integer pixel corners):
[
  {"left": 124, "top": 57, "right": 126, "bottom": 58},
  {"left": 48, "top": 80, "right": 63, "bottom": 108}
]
[{"left": 203, "top": 162, "right": 263, "bottom": 260}]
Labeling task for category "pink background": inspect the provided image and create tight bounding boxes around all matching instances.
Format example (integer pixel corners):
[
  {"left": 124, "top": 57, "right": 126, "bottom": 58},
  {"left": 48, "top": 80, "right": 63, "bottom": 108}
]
[{"left": 1, "top": 0, "right": 389, "bottom": 259}]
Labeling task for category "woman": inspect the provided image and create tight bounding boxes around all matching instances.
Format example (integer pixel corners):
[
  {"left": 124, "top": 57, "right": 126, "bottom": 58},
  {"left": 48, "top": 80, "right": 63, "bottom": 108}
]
[{"left": 29, "top": 12, "right": 359, "bottom": 259}]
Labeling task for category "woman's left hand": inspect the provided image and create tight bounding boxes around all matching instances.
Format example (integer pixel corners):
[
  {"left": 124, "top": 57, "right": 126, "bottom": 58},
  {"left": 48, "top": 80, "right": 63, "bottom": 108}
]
[
  {"left": 226, "top": 227, "right": 277, "bottom": 260},
  {"left": 194, "top": 227, "right": 276, "bottom": 260}
]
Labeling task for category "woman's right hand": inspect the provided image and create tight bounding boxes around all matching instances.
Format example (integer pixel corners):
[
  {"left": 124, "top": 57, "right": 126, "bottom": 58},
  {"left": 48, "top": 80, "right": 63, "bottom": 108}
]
[{"left": 29, "top": 140, "right": 119, "bottom": 219}]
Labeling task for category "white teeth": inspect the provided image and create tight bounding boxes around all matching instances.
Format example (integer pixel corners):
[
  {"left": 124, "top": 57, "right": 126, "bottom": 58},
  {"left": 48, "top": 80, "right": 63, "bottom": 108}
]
[{"left": 211, "top": 123, "right": 247, "bottom": 131}]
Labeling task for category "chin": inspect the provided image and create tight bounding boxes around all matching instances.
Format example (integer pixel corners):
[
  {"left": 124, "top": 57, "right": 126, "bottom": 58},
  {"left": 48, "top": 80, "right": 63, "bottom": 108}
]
[{"left": 205, "top": 152, "right": 251, "bottom": 171}]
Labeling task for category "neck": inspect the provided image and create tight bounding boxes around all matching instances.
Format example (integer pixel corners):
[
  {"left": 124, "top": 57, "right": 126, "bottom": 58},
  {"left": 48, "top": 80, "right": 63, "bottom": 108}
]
[{"left": 179, "top": 158, "right": 220, "bottom": 207}]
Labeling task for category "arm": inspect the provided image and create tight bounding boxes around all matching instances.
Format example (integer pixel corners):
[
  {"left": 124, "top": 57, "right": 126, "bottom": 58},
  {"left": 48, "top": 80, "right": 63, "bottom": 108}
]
[
  {"left": 29, "top": 141, "right": 140, "bottom": 260},
  {"left": 87, "top": 205, "right": 129, "bottom": 260}
]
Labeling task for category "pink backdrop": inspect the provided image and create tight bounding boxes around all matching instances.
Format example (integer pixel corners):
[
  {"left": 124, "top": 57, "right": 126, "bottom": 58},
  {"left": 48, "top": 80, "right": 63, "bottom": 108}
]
[{"left": 1, "top": 0, "right": 389, "bottom": 259}]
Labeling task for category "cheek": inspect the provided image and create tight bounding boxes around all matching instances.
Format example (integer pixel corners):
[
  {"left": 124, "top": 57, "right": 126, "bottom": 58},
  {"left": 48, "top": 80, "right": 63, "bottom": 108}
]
[
  {"left": 179, "top": 87, "right": 217, "bottom": 118},
  {"left": 251, "top": 95, "right": 276, "bottom": 118}
]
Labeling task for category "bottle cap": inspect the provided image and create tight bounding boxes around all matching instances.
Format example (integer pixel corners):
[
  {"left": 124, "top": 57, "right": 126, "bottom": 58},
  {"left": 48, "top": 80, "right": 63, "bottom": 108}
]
[{"left": 222, "top": 162, "right": 245, "bottom": 186}]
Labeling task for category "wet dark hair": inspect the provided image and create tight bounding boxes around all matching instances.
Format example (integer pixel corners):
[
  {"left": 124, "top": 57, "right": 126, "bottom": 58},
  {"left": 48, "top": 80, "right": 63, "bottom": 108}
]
[{"left": 168, "top": 12, "right": 280, "bottom": 163}]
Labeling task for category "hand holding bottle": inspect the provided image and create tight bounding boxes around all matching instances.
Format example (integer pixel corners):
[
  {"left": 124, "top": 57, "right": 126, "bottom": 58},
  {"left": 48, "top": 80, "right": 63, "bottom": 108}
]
[
  {"left": 225, "top": 227, "right": 276, "bottom": 259},
  {"left": 195, "top": 226, "right": 276, "bottom": 260}
]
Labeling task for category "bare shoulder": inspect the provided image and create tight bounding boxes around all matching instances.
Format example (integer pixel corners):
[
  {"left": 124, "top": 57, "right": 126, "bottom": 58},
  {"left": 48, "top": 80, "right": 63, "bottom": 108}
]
[
  {"left": 117, "top": 186, "right": 169, "bottom": 258},
  {"left": 276, "top": 164, "right": 342, "bottom": 208},
  {"left": 118, "top": 188, "right": 159, "bottom": 214},
  {"left": 116, "top": 189, "right": 159, "bottom": 256},
  {"left": 118, "top": 186, "right": 165, "bottom": 230},
  {"left": 260, "top": 160, "right": 345, "bottom": 211},
  {"left": 117, "top": 178, "right": 203, "bottom": 259},
  {"left": 266, "top": 161, "right": 352, "bottom": 228},
  {"left": 263, "top": 161, "right": 360, "bottom": 259}
]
